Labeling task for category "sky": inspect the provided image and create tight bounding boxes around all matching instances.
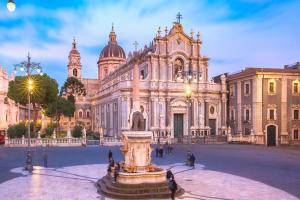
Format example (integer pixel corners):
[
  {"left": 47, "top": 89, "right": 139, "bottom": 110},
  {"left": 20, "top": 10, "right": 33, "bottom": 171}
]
[{"left": 0, "top": 0, "right": 299, "bottom": 86}]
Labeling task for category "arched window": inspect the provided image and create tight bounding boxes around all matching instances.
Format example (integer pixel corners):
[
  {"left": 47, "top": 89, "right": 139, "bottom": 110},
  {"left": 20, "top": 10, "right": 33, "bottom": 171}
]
[
  {"left": 73, "top": 68, "right": 78, "bottom": 77},
  {"left": 79, "top": 111, "right": 83, "bottom": 118},
  {"left": 174, "top": 58, "right": 184, "bottom": 81},
  {"left": 86, "top": 111, "right": 90, "bottom": 118}
]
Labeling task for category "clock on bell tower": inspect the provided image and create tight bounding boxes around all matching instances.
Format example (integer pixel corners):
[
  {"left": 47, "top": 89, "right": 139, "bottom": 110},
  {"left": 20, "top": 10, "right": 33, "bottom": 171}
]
[{"left": 68, "top": 38, "right": 82, "bottom": 79}]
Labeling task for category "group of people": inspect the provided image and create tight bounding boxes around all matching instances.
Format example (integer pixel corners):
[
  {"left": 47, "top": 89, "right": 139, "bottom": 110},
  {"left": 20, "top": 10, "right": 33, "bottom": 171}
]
[{"left": 156, "top": 140, "right": 173, "bottom": 158}]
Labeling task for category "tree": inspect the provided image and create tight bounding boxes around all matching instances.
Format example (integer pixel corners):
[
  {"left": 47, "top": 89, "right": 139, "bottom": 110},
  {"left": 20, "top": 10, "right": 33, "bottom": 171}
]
[
  {"left": 60, "top": 77, "right": 86, "bottom": 133},
  {"left": 44, "top": 96, "right": 75, "bottom": 129},
  {"left": 8, "top": 74, "right": 58, "bottom": 135},
  {"left": 60, "top": 77, "right": 86, "bottom": 98}
]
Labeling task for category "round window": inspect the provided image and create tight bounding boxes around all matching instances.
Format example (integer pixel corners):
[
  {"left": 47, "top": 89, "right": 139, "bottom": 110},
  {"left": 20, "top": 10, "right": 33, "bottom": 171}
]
[{"left": 210, "top": 106, "right": 215, "bottom": 114}]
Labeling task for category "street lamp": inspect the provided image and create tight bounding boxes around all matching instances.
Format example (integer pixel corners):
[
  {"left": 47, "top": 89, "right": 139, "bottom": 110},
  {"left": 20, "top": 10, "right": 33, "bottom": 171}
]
[
  {"left": 6, "top": 0, "right": 16, "bottom": 12},
  {"left": 14, "top": 53, "right": 43, "bottom": 172},
  {"left": 185, "top": 70, "right": 192, "bottom": 144}
]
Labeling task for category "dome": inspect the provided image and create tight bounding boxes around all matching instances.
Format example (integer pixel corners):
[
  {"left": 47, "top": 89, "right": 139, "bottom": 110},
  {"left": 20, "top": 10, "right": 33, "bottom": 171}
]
[
  {"left": 99, "top": 26, "right": 126, "bottom": 60},
  {"left": 100, "top": 43, "right": 126, "bottom": 59}
]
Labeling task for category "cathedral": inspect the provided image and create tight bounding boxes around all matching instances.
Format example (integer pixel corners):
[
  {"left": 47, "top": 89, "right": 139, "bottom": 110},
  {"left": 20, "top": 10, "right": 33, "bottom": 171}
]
[{"left": 64, "top": 18, "right": 228, "bottom": 139}]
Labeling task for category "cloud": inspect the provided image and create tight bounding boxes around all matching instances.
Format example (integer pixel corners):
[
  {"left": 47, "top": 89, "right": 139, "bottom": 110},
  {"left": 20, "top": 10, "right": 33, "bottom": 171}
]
[{"left": 0, "top": 0, "right": 299, "bottom": 85}]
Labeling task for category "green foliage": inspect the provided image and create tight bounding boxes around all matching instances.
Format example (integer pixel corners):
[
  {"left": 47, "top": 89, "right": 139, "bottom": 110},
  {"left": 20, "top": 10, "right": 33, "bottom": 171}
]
[
  {"left": 7, "top": 123, "right": 27, "bottom": 138},
  {"left": 56, "top": 131, "right": 67, "bottom": 138},
  {"left": 60, "top": 77, "right": 86, "bottom": 97},
  {"left": 8, "top": 74, "right": 59, "bottom": 135},
  {"left": 87, "top": 131, "right": 99, "bottom": 140},
  {"left": 72, "top": 124, "right": 82, "bottom": 138},
  {"left": 44, "top": 123, "right": 57, "bottom": 137},
  {"left": 8, "top": 74, "right": 58, "bottom": 107},
  {"left": 44, "top": 96, "right": 75, "bottom": 122},
  {"left": 7, "top": 123, "right": 38, "bottom": 138}
]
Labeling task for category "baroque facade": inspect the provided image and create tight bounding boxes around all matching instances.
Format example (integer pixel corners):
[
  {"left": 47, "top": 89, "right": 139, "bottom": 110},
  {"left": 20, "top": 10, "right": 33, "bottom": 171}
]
[
  {"left": 0, "top": 66, "right": 19, "bottom": 132},
  {"left": 227, "top": 63, "right": 300, "bottom": 146},
  {"left": 67, "top": 20, "right": 228, "bottom": 138}
]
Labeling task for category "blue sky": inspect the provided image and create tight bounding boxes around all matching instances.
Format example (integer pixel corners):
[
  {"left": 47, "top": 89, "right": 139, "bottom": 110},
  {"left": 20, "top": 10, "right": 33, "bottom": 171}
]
[{"left": 0, "top": 0, "right": 299, "bottom": 86}]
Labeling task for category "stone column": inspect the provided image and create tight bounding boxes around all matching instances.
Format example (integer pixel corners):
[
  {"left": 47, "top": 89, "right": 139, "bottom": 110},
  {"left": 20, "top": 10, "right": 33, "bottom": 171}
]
[
  {"left": 221, "top": 97, "right": 226, "bottom": 127},
  {"left": 165, "top": 98, "right": 170, "bottom": 127},
  {"left": 281, "top": 77, "right": 288, "bottom": 144},
  {"left": 193, "top": 99, "right": 198, "bottom": 127},
  {"left": 253, "top": 76, "right": 264, "bottom": 144},
  {"left": 204, "top": 100, "right": 209, "bottom": 127},
  {"left": 237, "top": 80, "right": 242, "bottom": 134}
]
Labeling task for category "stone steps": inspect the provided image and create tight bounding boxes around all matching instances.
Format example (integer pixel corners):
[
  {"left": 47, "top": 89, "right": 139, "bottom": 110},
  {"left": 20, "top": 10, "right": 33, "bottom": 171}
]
[{"left": 96, "top": 175, "right": 184, "bottom": 199}]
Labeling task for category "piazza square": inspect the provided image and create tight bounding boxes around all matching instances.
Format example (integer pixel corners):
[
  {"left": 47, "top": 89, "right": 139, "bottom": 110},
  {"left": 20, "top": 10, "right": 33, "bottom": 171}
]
[{"left": 0, "top": 1, "right": 300, "bottom": 200}]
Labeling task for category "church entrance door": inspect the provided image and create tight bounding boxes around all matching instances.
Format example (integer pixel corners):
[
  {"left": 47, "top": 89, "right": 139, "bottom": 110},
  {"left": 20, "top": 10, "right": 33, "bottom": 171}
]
[
  {"left": 209, "top": 119, "right": 216, "bottom": 135},
  {"left": 174, "top": 114, "right": 183, "bottom": 138},
  {"left": 267, "top": 125, "right": 276, "bottom": 146}
]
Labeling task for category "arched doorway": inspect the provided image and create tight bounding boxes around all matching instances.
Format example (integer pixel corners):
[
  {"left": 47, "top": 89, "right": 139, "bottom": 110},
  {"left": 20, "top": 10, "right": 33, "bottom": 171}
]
[{"left": 267, "top": 125, "right": 276, "bottom": 146}]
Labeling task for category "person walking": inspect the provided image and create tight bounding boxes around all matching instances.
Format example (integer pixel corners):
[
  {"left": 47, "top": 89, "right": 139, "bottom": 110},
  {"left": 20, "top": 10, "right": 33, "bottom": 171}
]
[
  {"left": 43, "top": 152, "right": 48, "bottom": 168},
  {"left": 166, "top": 170, "right": 174, "bottom": 181},
  {"left": 108, "top": 150, "right": 113, "bottom": 162},
  {"left": 190, "top": 153, "right": 196, "bottom": 169},
  {"left": 168, "top": 178, "right": 178, "bottom": 200},
  {"left": 186, "top": 150, "right": 191, "bottom": 166}
]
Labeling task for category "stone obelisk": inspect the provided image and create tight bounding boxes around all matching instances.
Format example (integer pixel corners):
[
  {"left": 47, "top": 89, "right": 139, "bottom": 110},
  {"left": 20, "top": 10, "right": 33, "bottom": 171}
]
[{"left": 132, "top": 60, "right": 140, "bottom": 112}]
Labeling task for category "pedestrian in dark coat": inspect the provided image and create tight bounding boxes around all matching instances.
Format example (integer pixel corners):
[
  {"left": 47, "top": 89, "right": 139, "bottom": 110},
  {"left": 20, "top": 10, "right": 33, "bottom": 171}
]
[
  {"left": 43, "top": 153, "right": 48, "bottom": 168},
  {"left": 108, "top": 150, "right": 113, "bottom": 162},
  {"left": 186, "top": 150, "right": 191, "bottom": 166},
  {"left": 168, "top": 179, "right": 178, "bottom": 200},
  {"left": 190, "top": 153, "right": 196, "bottom": 168},
  {"left": 166, "top": 170, "right": 174, "bottom": 181},
  {"left": 159, "top": 146, "right": 163, "bottom": 158}
]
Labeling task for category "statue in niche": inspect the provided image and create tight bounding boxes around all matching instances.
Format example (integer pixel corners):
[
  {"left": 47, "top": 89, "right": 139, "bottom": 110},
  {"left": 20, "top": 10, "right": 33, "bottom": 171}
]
[
  {"left": 131, "top": 105, "right": 145, "bottom": 131},
  {"left": 174, "top": 58, "right": 184, "bottom": 81}
]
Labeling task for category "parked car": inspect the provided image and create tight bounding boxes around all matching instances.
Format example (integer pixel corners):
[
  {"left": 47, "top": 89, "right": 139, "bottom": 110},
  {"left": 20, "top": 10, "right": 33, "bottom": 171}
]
[{"left": 0, "top": 131, "right": 5, "bottom": 145}]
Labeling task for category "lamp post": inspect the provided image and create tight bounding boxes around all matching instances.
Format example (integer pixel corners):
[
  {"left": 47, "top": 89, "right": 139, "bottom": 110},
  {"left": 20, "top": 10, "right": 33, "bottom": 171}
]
[
  {"left": 184, "top": 70, "right": 192, "bottom": 144},
  {"left": 14, "top": 53, "right": 43, "bottom": 172},
  {"left": 6, "top": 0, "right": 16, "bottom": 12}
]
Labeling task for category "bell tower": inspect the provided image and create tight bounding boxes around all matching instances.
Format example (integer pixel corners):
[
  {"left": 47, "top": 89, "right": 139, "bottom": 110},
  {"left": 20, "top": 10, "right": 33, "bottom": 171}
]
[{"left": 68, "top": 38, "right": 82, "bottom": 79}]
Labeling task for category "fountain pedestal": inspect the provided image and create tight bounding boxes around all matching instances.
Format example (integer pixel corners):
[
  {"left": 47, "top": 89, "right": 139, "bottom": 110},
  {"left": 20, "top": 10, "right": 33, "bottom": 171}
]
[{"left": 118, "top": 131, "right": 166, "bottom": 184}]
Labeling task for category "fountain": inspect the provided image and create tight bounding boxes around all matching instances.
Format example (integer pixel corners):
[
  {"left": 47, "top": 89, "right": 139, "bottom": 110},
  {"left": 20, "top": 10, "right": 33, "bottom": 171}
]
[{"left": 96, "top": 60, "right": 184, "bottom": 199}]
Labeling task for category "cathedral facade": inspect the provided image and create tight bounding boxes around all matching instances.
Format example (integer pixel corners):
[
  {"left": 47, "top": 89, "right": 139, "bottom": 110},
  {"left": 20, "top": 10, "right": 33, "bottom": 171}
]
[{"left": 66, "top": 20, "right": 228, "bottom": 139}]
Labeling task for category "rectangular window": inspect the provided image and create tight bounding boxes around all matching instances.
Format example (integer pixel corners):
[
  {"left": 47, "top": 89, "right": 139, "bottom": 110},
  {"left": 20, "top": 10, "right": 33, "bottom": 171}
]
[
  {"left": 293, "top": 82, "right": 299, "bottom": 94},
  {"left": 294, "top": 110, "right": 299, "bottom": 120},
  {"left": 269, "top": 82, "right": 275, "bottom": 93},
  {"left": 245, "top": 83, "right": 250, "bottom": 95},
  {"left": 245, "top": 109, "right": 250, "bottom": 121},
  {"left": 230, "top": 85, "right": 235, "bottom": 97},
  {"left": 294, "top": 130, "right": 299, "bottom": 140},
  {"left": 269, "top": 109, "right": 275, "bottom": 120},
  {"left": 114, "top": 102, "right": 118, "bottom": 111},
  {"left": 230, "top": 110, "right": 235, "bottom": 121}
]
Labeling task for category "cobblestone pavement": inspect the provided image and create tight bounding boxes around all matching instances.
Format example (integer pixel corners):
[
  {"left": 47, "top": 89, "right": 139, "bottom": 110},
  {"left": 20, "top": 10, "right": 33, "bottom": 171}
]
[{"left": 0, "top": 144, "right": 299, "bottom": 198}]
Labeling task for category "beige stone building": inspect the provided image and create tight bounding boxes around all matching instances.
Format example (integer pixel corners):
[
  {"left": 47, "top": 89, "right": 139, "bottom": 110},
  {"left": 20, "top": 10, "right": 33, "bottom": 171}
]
[
  {"left": 65, "top": 19, "right": 228, "bottom": 139},
  {"left": 227, "top": 63, "right": 300, "bottom": 146},
  {"left": 0, "top": 66, "right": 20, "bottom": 132}
]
